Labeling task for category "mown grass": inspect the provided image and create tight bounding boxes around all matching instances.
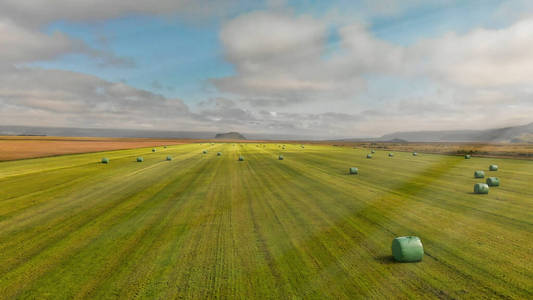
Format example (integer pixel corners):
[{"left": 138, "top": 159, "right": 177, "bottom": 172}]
[{"left": 0, "top": 143, "right": 531, "bottom": 299}]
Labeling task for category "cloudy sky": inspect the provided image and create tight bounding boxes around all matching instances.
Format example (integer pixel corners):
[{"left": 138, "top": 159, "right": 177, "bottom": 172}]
[{"left": 1, "top": 0, "right": 532, "bottom": 138}]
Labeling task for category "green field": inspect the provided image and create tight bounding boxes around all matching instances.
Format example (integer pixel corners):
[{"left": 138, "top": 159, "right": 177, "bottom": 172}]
[{"left": 0, "top": 143, "right": 532, "bottom": 299}]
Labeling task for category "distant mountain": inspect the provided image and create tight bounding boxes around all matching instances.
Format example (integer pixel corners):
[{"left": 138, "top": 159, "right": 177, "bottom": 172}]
[
  {"left": 214, "top": 132, "right": 246, "bottom": 140},
  {"left": 378, "top": 122, "right": 533, "bottom": 143}
]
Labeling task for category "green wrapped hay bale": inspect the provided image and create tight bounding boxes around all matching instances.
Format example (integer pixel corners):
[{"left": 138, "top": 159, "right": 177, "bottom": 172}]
[
  {"left": 238, "top": 156, "right": 244, "bottom": 161},
  {"left": 486, "top": 177, "right": 500, "bottom": 187},
  {"left": 489, "top": 165, "right": 498, "bottom": 171},
  {"left": 166, "top": 156, "right": 172, "bottom": 161},
  {"left": 371, "top": 150, "right": 375, "bottom": 154},
  {"left": 474, "top": 183, "right": 489, "bottom": 194},
  {"left": 164, "top": 145, "right": 167, "bottom": 148},
  {"left": 474, "top": 171, "right": 485, "bottom": 178},
  {"left": 101, "top": 157, "right": 109, "bottom": 164},
  {"left": 349, "top": 167, "right": 358, "bottom": 175},
  {"left": 217, "top": 152, "right": 222, "bottom": 156},
  {"left": 412, "top": 152, "right": 418, "bottom": 156},
  {"left": 465, "top": 154, "right": 471, "bottom": 159},
  {"left": 137, "top": 157, "right": 144, "bottom": 162},
  {"left": 152, "top": 148, "right": 156, "bottom": 152},
  {"left": 279, "top": 155, "right": 284, "bottom": 160},
  {"left": 367, "top": 154, "right": 372, "bottom": 159},
  {"left": 388, "top": 153, "right": 394, "bottom": 157},
  {"left": 391, "top": 236, "right": 424, "bottom": 262},
  {"left": 202, "top": 150, "right": 207, "bottom": 154}
]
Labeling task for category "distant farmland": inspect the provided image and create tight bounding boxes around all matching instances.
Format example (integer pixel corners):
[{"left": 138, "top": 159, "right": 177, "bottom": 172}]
[{"left": 0, "top": 143, "right": 531, "bottom": 298}]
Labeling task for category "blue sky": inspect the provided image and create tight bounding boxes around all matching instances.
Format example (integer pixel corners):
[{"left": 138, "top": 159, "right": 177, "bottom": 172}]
[{"left": 1, "top": 0, "right": 533, "bottom": 138}]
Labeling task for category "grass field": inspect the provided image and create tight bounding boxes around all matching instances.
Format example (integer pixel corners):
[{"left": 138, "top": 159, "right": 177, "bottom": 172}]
[{"left": 0, "top": 143, "right": 532, "bottom": 299}]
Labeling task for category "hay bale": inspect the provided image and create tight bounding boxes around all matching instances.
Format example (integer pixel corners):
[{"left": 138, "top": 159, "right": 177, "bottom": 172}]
[
  {"left": 152, "top": 148, "right": 156, "bottom": 152},
  {"left": 164, "top": 146, "right": 167, "bottom": 149},
  {"left": 137, "top": 157, "right": 144, "bottom": 162},
  {"left": 202, "top": 150, "right": 207, "bottom": 154},
  {"left": 465, "top": 154, "right": 471, "bottom": 159},
  {"left": 349, "top": 167, "right": 358, "bottom": 174},
  {"left": 489, "top": 165, "right": 498, "bottom": 171},
  {"left": 279, "top": 155, "right": 284, "bottom": 160},
  {"left": 371, "top": 150, "right": 375, "bottom": 154},
  {"left": 474, "top": 183, "right": 489, "bottom": 194},
  {"left": 474, "top": 171, "right": 485, "bottom": 178},
  {"left": 391, "top": 236, "right": 424, "bottom": 262},
  {"left": 486, "top": 177, "right": 500, "bottom": 186},
  {"left": 367, "top": 154, "right": 372, "bottom": 159},
  {"left": 238, "top": 156, "right": 244, "bottom": 161},
  {"left": 101, "top": 157, "right": 109, "bottom": 164},
  {"left": 166, "top": 156, "right": 172, "bottom": 161},
  {"left": 388, "top": 153, "right": 394, "bottom": 157},
  {"left": 412, "top": 152, "right": 418, "bottom": 156},
  {"left": 217, "top": 152, "right": 222, "bottom": 156}
]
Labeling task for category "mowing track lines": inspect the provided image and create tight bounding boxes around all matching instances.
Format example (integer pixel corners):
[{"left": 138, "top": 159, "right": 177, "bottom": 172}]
[
  {"left": 0, "top": 149, "right": 205, "bottom": 297},
  {"left": 261, "top": 146, "right": 532, "bottom": 298}
]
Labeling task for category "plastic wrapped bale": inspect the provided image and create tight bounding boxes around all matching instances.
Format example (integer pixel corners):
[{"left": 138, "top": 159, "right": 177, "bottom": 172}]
[
  {"left": 486, "top": 177, "right": 500, "bottom": 187},
  {"left": 217, "top": 152, "right": 222, "bottom": 156},
  {"left": 465, "top": 154, "right": 471, "bottom": 159},
  {"left": 412, "top": 152, "right": 418, "bottom": 156},
  {"left": 367, "top": 154, "right": 372, "bottom": 159},
  {"left": 474, "top": 171, "right": 485, "bottom": 178},
  {"left": 349, "top": 167, "right": 358, "bottom": 174},
  {"left": 101, "top": 157, "right": 109, "bottom": 164},
  {"left": 388, "top": 153, "right": 394, "bottom": 157},
  {"left": 166, "top": 156, "right": 172, "bottom": 161},
  {"left": 279, "top": 155, "right": 284, "bottom": 160},
  {"left": 474, "top": 183, "right": 489, "bottom": 194},
  {"left": 489, "top": 165, "right": 498, "bottom": 171},
  {"left": 152, "top": 148, "right": 156, "bottom": 152},
  {"left": 164, "top": 146, "right": 167, "bottom": 149},
  {"left": 137, "top": 157, "right": 144, "bottom": 162},
  {"left": 371, "top": 150, "right": 375, "bottom": 154},
  {"left": 202, "top": 150, "right": 207, "bottom": 154},
  {"left": 391, "top": 236, "right": 424, "bottom": 262},
  {"left": 238, "top": 156, "right": 244, "bottom": 161}
]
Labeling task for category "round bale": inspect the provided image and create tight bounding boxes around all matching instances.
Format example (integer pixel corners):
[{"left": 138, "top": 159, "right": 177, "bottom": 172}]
[
  {"left": 489, "top": 165, "right": 498, "bottom": 171},
  {"left": 202, "top": 150, "right": 207, "bottom": 154},
  {"left": 474, "top": 183, "right": 489, "bottom": 194},
  {"left": 474, "top": 171, "right": 485, "bottom": 178},
  {"left": 279, "top": 155, "right": 284, "bottom": 160},
  {"left": 367, "top": 154, "right": 373, "bottom": 159},
  {"left": 238, "top": 156, "right": 244, "bottom": 161},
  {"left": 465, "top": 154, "right": 471, "bottom": 159},
  {"left": 349, "top": 167, "right": 358, "bottom": 175},
  {"left": 371, "top": 150, "right": 376, "bottom": 154},
  {"left": 412, "top": 152, "right": 418, "bottom": 156},
  {"left": 217, "top": 152, "right": 222, "bottom": 156},
  {"left": 391, "top": 236, "right": 424, "bottom": 262},
  {"left": 388, "top": 153, "right": 394, "bottom": 157},
  {"left": 166, "top": 156, "right": 172, "bottom": 161},
  {"left": 137, "top": 157, "right": 144, "bottom": 162},
  {"left": 101, "top": 157, "right": 109, "bottom": 164},
  {"left": 152, "top": 148, "right": 156, "bottom": 152},
  {"left": 486, "top": 177, "right": 500, "bottom": 187}
]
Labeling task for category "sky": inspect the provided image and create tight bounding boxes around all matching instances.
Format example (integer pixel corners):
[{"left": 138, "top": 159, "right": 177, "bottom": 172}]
[{"left": 1, "top": 0, "right": 533, "bottom": 139}]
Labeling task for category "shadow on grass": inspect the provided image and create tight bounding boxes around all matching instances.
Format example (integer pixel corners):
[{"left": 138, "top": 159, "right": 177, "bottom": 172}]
[{"left": 375, "top": 255, "right": 396, "bottom": 265}]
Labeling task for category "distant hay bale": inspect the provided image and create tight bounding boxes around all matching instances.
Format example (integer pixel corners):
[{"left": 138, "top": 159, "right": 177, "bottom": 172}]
[
  {"left": 137, "top": 157, "right": 144, "bottom": 162},
  {"left": 465, "top": 154, "right": 471, "bottom": 159},
  {"left": 164, "top": 146, "right": 167, "bottom": 149},
  {"left": 238, "top": 156, "right": 244, "bottom": 161},
  {"left": 486, "top": 177, "right": 500, "bottom": 187},
  {"left": 217, "top": 152, "right": 222, "bottom": 156},
  {"left": 101, "top": 157, "right": 109, "bottom": 164},
  {"left": 152, "top": 148, "right": 156, "bottom": 152},
  {"left": 166, "top": 156, "right": 172, "bottom": 161},
  {"left": 391, "top": 236, "right": 424, "bottom": 262},
  {"left": 388, "top": 153, "right": 394, "bottom": 157},
  {"left": 279, "top": 155, "right": 284, "bottom": 160},
  {"left": 367, "top": 154, "right": 372, "bottom": 159},
  {"left": 371, "top": 150, "right": 375, "bottom": 154},
  {"left": 474, "top": 171, "right": 485, "bottom": 178},
  {"left": 349, "top": 167, "right": 358, "bottom": 174},
  {"left": 202, "top": 150, "right": 207, "bottom": 154},
  {"left": 474, "top": 183, "right": 489, "bottom": 194},
  {"left": 412, "top": 152, "right": 418, "bottom": 156},
  {"left": 489, "top": 165, "right": 498, "bottom": 171}
]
